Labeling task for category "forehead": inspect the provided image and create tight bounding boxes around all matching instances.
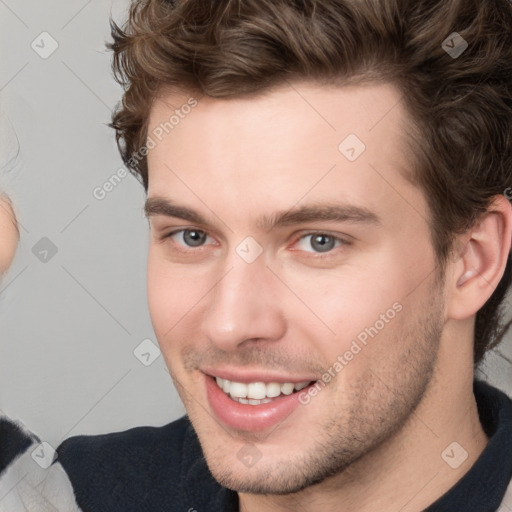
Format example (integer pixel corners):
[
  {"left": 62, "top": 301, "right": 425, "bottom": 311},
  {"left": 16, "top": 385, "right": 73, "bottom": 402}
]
[{"left": 146, "top": 81, "right": 427, "bottom": 229}]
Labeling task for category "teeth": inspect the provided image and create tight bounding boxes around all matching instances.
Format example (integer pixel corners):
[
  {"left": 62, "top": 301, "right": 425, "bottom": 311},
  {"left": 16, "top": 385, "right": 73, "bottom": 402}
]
[
  {"left": 215, "top": 377, "right": 311, "bottom": 401},
  {"left": 233, "top": 397, "right": 273, "bottom": 406},
  {"left": 247, "top": 382, "right": 267, "bottom": 399},
  {"left": 266, "top": 382, "right": 281, "bottom": 398},
  {"left": 281, "top": 382, "right": 294, "bottom": 395},
  {"left": 229, "top": 381, "right": 248, "bottom": 399}
]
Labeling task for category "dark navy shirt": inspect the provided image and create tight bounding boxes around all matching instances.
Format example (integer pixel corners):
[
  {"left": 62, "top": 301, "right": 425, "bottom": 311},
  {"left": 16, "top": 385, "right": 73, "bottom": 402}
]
[{"left": 58, "top": 380, "right": 512, "bottom": 512}]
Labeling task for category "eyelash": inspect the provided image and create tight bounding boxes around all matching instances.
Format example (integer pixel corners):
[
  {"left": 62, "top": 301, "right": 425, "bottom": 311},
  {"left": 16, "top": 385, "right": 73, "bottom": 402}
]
[
  {"left": 161, "top": 228, "right": 350, "bottom": 258},
  {"left": 293, "top": 231, "right": 348, "bottom": 257}
]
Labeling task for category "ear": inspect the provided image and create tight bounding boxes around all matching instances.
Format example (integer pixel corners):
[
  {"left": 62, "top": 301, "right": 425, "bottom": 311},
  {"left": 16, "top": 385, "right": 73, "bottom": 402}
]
[{"left": 446, "top": 195, "right": 512, "bottom": 320}]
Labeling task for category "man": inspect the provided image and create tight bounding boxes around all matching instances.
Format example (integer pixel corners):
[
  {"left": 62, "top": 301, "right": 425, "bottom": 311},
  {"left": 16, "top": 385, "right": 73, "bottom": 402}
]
[{"left": 57, "top": 0, "right": 512, "bottom": 510}]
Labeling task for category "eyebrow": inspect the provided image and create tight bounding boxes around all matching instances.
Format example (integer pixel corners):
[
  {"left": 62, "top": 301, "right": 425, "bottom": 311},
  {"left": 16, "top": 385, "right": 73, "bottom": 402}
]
[{"left": 144, "top": 197, "right": 380, "bottom": 230}]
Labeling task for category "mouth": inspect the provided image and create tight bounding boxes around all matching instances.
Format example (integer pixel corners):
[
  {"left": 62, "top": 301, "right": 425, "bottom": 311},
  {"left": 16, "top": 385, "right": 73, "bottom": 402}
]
[{"left": 203, "top": 372, "right": 318, "bottom": 431}]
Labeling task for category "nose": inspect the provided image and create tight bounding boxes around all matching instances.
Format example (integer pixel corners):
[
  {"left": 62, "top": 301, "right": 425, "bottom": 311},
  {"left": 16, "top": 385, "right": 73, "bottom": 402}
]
[{"left": 199, "top": 254, "right": 287, "bottom": 351}]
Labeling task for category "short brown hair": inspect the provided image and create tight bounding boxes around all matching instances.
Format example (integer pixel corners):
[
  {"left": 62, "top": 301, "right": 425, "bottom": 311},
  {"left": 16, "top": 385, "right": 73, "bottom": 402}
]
[{"left": 108, "top": 0, "right": 512, "bottom": 364}]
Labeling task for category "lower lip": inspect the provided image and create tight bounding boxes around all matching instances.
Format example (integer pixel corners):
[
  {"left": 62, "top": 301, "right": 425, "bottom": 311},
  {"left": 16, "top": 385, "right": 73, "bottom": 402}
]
[{"left": 205, "top": 375, "right": 311, "bottom": 431}]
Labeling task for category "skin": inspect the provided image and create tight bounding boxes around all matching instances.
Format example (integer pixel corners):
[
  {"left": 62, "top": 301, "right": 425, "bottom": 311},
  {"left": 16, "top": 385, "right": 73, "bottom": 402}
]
[
  {"left": 0, "top": 195, "right": 18, "bottom": 275},
  {"left": 145, "top": 81, "right": 512, "bottom": 511}
]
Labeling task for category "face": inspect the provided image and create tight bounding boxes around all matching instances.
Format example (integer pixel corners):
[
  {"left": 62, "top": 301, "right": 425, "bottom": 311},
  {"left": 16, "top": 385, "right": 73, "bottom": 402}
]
[
  {"left": 146, "top": 82, "right": 446, "bottom": 494},
  {"left": 0, "top": 196, "right": 18, "bottom": 275}
]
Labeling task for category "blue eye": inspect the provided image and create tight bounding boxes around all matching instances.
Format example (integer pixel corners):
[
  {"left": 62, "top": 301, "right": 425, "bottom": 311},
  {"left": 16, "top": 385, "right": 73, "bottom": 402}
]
[
  {"left": 297, "top": 233, "right": 344, "bottom": 253},
  {"left": 169, "top": 229, "right": 212, "bottom": 247}
]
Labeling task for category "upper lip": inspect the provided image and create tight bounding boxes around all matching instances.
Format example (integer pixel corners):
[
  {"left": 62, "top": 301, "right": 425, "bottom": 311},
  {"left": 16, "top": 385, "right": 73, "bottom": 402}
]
[{"left": 201, "top": 367, "right": 317, "bottom": 384}]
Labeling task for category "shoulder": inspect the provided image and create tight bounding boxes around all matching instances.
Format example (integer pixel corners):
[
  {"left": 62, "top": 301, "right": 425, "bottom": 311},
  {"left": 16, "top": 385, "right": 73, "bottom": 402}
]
[
  {"left": 57, "top": 415, "right": 195, "bottom": 511},
  {"left": 474, "top": 379, "right": 512, "bottom": 434},
  {"left": 58, "top": 415, "right": 191, "bottom": 472}
]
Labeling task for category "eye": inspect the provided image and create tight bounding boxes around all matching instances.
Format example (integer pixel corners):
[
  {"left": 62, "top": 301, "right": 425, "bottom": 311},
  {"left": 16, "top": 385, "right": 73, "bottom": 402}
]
[
  {"left": 296, "top": 233, "right": 345, "bottom": 253},
  {"left": 168, "top": 228, "right": 214, "bottom": 248}
]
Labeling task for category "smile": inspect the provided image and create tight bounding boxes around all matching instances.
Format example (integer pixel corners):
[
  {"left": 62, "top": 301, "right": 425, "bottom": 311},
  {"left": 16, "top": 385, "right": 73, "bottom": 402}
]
[{"left": 205, "top": 373, "right": 318, "bottom": 431}]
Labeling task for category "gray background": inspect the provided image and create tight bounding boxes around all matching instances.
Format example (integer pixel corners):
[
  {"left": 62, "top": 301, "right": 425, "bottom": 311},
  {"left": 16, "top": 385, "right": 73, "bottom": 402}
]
[{"left": 0, "top": 0, "right": 510, "bottom": 449}]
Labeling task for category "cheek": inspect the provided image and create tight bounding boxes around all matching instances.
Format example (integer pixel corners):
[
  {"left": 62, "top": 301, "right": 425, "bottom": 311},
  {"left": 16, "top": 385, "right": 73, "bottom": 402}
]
[
  {"left": 280, "top": 265, "right": 401, "bottom": 335},
  {"left": 146, "top": 250, "right": 210, "bottom": 341},
  {"left": 147, "top": 270, "right": 188, "bottom": 374},
  {"left": 277, "top": 254, "right": 423, "bottom": 364},
  {"left": 147, "top": 253, "right": 182, "bottom": 336}
]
